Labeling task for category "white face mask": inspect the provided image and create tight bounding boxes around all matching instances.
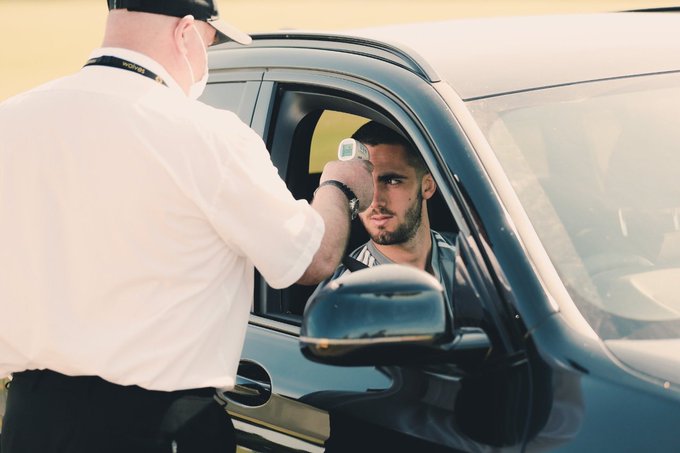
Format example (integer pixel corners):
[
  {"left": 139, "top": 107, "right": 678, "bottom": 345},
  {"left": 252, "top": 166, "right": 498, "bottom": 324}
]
[{"left": 182, "top": 25, "right": 209, "bottom": 100}]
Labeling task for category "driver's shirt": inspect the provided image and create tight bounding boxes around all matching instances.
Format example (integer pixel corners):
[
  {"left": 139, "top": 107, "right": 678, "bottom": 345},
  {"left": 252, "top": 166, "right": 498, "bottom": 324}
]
[
  {"left": 0, "top": 47, "right": 324, "bottom": 391},
  {"left": 327, "top": 231, "right": 456, "bottom": 303}
]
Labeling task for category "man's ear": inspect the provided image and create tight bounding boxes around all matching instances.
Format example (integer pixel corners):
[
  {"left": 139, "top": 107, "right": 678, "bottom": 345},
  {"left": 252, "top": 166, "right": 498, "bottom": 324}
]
[
  {"left": 421, "top": 173, "right": 437, "bottom": 200},
  {"left": 174, "top": 15, "right": 196, "bottom": 56}
]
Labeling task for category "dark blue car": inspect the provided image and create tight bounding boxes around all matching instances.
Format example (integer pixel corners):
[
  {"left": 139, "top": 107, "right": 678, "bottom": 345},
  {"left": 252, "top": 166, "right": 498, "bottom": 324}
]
[{"left": 175, "top": 10, "right": 680, "bottom": 452}]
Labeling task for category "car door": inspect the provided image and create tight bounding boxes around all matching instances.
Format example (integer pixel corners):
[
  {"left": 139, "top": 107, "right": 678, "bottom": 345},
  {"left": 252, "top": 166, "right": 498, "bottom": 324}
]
[
  {"left": 214, "top": 57, "right": 537, "bottom": 451},
  {"left": 200, "top": 64, "right": 392, "bottom": 452},
  {"left": 220, "top": 77, "right": 398, "bottom": 452}
]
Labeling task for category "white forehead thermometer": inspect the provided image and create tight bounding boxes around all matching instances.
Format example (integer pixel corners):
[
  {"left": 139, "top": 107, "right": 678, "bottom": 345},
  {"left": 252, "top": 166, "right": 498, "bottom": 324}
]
[{"left": 338, "top": 138, "right": 370, "bottom": 161}]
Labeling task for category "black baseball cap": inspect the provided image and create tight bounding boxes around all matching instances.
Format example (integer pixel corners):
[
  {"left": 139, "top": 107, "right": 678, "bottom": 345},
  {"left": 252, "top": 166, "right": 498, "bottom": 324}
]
[{"left": 107, "top": 0, "right": 252, "bottom": 45}]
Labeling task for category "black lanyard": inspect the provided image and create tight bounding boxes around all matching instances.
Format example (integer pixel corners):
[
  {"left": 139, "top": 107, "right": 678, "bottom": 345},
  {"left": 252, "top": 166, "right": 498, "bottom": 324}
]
[{"left": 83, "top": 56, "right": 168, "bottom": 87}]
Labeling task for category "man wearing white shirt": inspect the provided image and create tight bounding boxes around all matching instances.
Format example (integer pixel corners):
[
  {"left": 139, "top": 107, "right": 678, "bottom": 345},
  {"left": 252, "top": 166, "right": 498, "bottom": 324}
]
[{"left": 0, "top": 1, "right": 373, "bottom": 451}]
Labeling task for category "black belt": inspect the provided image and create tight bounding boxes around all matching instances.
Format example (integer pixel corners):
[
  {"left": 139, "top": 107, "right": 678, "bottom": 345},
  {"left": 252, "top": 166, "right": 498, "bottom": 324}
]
[{"left": 10, "top": 369, "right": 214, "bottom": 399}]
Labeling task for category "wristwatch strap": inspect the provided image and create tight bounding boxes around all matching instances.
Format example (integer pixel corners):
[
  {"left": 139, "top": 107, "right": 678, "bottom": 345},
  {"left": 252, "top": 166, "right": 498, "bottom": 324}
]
[{"left": 315, "top": 180, "right": 360, "bottom": 220}]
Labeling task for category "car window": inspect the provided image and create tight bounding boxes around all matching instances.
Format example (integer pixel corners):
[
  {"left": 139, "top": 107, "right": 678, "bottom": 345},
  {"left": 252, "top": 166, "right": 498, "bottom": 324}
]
[
  {"left": 200, "top": 81, "right": 258, "bottom": 124},
  {"left": 275, "top": 110, "right": 371, "bottom": 316},
  {"left": 252, "top": 88, "right": 458, "bottom": 324}
]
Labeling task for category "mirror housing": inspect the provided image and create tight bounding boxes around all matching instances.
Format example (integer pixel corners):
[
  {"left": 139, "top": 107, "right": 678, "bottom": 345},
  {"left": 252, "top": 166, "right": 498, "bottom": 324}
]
[{"left": 300, "top": 264, "right": 488, "bottom": 366}]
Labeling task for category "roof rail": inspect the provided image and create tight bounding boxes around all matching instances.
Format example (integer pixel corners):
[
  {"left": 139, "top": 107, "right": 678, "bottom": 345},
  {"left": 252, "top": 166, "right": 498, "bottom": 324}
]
[
  {"left": 622, "top": 7, "right": 680, "bottom": 12},
  {"left": 243, "top": 32, "right": 440, "bottom": 82}
]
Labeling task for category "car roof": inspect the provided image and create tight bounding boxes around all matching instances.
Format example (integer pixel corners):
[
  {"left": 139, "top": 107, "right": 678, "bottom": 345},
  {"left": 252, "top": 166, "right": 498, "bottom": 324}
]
[{"left": 245, "top": 12, "right": 680, "bottom": 100}]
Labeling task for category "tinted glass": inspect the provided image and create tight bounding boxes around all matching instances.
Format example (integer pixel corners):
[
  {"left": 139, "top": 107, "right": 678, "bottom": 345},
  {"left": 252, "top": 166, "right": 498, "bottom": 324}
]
[
  {"left": 467, "top": 73, "right": 680, "bottom": 340},
  {"left": 200, "top": 82, "right": 251, "bottom": 123}
]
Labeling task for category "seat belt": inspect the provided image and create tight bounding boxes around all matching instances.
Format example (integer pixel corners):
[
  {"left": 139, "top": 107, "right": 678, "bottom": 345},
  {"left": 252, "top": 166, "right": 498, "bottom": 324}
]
[{"left": 342, "top": 256, "right": 369, "bottom": 272}]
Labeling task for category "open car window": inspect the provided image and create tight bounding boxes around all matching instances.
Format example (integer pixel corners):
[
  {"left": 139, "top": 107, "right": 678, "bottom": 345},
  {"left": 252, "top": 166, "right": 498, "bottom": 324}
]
[{"left": 252, "top": 87, "right": 457, "bottom": 324}]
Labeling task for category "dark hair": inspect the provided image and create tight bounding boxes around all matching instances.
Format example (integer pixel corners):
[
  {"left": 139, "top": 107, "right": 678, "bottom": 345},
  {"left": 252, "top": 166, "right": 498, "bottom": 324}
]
[{"left": 351, "top": 121, "right": 428, "bottom": 175}]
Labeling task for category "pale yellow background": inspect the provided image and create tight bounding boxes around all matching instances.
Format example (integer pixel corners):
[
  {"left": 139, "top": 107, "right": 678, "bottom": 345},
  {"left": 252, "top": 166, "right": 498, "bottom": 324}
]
[{"left": 0, "top": 0, "right": 674, "bottom": 101}]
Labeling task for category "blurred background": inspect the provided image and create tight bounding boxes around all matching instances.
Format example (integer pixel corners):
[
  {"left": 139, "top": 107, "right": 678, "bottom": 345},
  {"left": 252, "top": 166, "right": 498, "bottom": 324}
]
[{"left": 0, "top": 0, "right": 675, "bottom": 101}]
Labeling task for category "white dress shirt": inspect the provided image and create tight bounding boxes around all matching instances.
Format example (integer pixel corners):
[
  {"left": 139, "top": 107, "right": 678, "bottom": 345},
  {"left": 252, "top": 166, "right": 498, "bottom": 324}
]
[{"left": 0, "top": 48, "right": 324, "bottom": 391}]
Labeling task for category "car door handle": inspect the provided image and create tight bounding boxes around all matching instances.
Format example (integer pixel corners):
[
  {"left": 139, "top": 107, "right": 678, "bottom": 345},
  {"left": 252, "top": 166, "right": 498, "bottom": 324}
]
[{"left": 222, "top": 360, "right": 272, "bottom": 407}]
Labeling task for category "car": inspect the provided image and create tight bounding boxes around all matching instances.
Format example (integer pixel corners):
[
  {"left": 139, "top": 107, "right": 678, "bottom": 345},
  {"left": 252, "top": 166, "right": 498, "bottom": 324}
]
[
  {"left": 5, "top": 9, "right": 678, "bottom": 453},
  {"left": 198, "top": 9, "right": 680, "bottom": 452}
]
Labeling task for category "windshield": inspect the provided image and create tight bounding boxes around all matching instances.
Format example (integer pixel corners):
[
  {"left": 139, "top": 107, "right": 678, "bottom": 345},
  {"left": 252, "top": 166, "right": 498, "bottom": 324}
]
[{"left": 467, "top": 72, "right": 680, "bottom": 340}]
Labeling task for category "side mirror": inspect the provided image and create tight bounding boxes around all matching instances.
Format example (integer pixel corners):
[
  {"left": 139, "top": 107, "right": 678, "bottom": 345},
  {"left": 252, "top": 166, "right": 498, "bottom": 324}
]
[{"left": 300, "top": 264, "right": 490, "bottom": 366}]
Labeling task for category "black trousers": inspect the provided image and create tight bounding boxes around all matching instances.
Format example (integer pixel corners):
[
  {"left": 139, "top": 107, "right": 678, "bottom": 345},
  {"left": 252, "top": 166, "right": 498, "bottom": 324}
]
[{"left": 1, "top": 370, "right": 235, "bottom": 453}]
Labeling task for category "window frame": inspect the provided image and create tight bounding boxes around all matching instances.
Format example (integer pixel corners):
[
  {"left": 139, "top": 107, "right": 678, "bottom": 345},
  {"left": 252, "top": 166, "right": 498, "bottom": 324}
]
[{"left": 248, "top": 74, "right": 459, "bottom": 326}]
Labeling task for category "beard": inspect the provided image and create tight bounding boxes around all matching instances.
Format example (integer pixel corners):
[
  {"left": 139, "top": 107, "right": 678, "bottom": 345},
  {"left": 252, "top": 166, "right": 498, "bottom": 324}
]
[{"left": 370, "top": 191, "right": 423, "bottom": 245}]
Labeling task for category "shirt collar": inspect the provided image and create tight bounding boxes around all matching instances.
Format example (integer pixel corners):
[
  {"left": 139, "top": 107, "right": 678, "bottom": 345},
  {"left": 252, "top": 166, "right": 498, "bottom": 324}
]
[
  {"left": 366, "top": 241, "right": 393, "bottom": 265},
  {"left": 366, "top": 233, "right": 440, "bottom": 268},
  {"left": 87, "top": 47, "right": 185, "bottom": 95},
  {"left": 367, "top": 232, "right": 442, "bottom": 278}
]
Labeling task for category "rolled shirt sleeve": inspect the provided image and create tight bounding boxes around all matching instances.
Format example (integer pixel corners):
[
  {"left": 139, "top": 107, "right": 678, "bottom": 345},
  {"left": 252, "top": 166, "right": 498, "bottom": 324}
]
[{"left": 206, "top": 118, "right": 324, "bottom": 289}]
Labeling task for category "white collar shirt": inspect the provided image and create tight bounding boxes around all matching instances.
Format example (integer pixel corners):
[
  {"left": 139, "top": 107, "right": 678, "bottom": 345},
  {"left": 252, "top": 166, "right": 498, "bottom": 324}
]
[{"left": 0, "top": 48, "right": 324, "bottom": 391}]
